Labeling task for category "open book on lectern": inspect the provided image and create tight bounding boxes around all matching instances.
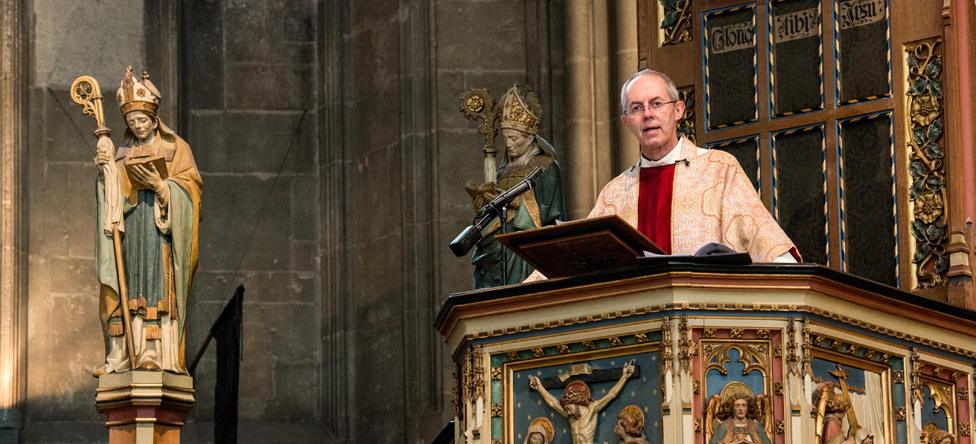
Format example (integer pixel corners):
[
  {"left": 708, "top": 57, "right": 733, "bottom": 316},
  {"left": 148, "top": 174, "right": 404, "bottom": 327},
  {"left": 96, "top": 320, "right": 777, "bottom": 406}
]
[{"left": 495, "top": 215, "right": 664, "bottom": 279}]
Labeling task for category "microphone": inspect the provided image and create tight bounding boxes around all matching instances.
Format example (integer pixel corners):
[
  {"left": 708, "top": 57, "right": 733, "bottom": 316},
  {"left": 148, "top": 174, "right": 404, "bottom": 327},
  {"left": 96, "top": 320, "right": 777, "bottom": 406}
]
[
  {"left": 474, "top": 167, "right": 542, "bottom": 220},
  {"left": 449, "top": 167, "right": 543, "bottom": 257}
]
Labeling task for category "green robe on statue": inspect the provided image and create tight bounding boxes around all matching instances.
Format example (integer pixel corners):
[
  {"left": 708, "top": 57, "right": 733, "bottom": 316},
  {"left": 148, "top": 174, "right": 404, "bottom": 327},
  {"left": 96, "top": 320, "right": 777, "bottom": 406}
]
[
  {"left": 96, "top": 121, "right": 202, "bottom": 373},
  {"left": 471, "top": 152, "right": 564, "bottom": 288}
]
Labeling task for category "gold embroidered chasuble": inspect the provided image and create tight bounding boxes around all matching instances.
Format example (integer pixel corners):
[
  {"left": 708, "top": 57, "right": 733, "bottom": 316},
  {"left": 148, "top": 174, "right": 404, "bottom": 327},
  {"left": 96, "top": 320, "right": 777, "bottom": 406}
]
[{"left": 588, "top": 138, "right": 797, "bottom": 262}]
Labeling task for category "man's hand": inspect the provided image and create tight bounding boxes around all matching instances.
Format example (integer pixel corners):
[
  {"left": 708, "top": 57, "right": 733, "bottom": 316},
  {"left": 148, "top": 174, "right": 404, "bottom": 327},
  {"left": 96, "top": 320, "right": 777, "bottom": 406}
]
[
  {"left": 528, "top": 375, "right": 541, "bottom": 391},
  {"left": 622, "top": 362, "right": 636, "bottom": 379},
  {"left": 130, "top": 163, "right": 165, "bottom": 194},
  {"left": 95, "top": 136, "right": 114, "bottom": 166}
]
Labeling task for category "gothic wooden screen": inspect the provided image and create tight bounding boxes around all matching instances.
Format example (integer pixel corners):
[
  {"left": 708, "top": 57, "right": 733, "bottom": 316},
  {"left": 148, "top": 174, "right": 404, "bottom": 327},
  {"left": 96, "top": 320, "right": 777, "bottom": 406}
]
[{"left": 639, "top": 0, "right": 949, "bottom": 289}]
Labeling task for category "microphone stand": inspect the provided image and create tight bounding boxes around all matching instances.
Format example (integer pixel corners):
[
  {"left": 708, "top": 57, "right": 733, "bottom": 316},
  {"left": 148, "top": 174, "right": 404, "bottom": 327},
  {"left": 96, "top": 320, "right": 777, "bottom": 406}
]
[{"left": 498, "top": 204, "right": 508, "bottom": 285}]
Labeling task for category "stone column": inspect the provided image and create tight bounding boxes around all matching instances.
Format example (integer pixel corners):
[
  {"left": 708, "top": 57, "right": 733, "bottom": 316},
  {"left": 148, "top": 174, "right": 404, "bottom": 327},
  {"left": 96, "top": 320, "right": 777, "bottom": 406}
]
[
  {"left": 611, "top": 0, "right": 640, "bottom": 173},
  {"left": 563, "top": 1, "right": 640, "bottom": 218},
  {"left": 0, "top": 0, "right": 27, "bottom": 442},
  {"left": 95, "top": 372, "right": 195, "bottom": 444},
  {"left": 564, "top": 0, "right": 613, "bottom": 219}
]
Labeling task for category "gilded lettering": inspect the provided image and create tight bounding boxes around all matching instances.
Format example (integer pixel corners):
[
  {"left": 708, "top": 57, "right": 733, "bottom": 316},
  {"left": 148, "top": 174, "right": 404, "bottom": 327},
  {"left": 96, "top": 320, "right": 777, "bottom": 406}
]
[
  {"left": 838, "top": 0, "right": 884, "bottom": 30},
  {"left": 774, "top": 7, "right": 820, "bottom": 43},
  {"left": 710, "top": 21, "right": 755, "bottom": 54}
]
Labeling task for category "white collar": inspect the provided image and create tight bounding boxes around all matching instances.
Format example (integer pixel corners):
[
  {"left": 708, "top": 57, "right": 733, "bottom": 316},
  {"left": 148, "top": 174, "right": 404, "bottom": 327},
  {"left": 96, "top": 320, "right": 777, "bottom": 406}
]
[{"left": 639, "top": 138, "right": 683, "bottom": 168}]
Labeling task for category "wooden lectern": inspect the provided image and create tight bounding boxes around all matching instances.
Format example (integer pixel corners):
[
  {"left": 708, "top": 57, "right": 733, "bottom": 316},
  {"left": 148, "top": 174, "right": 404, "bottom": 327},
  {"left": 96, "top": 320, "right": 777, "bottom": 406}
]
[{"left": 437, "top": 256, "right": 976, "bottom": 443}]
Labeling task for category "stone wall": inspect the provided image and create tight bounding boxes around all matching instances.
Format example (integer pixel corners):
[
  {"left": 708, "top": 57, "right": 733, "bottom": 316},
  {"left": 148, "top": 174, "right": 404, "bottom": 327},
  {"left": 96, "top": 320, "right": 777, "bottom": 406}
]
[
  {"left": 23, "top": 1, "right": 148, "bottom": 441},
  {"left": 320, "top": 0, "right": 567, "bottom": 441},
  {"left": 179, "top": 0, "right": 324, "bottom": 440},
  {"left": 23, "top": 0, "right": 325, "bottom": 441},
  {"left": 16, "top": 0, "right": 568, "bottom": 442}
]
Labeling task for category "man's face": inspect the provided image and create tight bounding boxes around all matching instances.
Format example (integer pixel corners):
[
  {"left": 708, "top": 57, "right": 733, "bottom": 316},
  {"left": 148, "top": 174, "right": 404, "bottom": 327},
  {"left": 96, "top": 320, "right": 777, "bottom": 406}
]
[
  {"left": 527, "top": 432, "right": 544, "bottom": 444},
  {"left": 125, "top": 111, "right": 158, "bottom": 143},
  {"left": 733, "top": 399, "right": 749, "bottom": 420},
  {"left": 501, "top": 128, "right": 533, "bottom": 159},
  {"left": 614, "top": 417, "right": 633, "bottom": 436},
  {"left": 620, "top": 74, "right": 685, "bottom": 158},
  {"left": 563, "top": 403, "right": 582, "bottom": 419}
]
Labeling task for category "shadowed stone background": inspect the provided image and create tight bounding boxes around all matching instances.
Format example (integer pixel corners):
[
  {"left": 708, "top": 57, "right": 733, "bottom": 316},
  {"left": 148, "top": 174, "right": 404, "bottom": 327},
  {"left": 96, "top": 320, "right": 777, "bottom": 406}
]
[{"left": 16, "top": 0, "right": 574, "bottom": 442}]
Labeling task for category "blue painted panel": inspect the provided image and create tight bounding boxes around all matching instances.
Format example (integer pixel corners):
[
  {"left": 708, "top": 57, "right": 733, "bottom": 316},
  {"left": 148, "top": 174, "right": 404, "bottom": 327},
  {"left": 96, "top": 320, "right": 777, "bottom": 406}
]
[
  {"left": 705, "top": 347, "right": 767, "bottom": 398},
  {"left": 511, "top": 351, "right": 662, "bottom": 444}
]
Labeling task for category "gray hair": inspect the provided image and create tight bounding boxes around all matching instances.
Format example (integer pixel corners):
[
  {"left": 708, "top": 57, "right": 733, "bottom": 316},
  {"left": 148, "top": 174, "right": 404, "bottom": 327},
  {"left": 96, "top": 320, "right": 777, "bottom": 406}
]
[{"left": 619, "top": 69, "right": 680, "bottom": 113}]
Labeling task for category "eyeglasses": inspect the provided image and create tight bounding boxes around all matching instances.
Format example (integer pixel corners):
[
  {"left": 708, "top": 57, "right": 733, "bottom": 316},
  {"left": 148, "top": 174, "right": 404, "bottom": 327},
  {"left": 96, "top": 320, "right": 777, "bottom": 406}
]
[{"left": 624, "top": 100, "right": 678, "bottom": 116}]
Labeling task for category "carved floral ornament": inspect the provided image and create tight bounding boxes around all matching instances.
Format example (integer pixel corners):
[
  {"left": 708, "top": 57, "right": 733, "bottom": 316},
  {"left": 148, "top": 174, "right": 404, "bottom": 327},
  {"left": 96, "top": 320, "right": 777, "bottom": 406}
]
[
  {"left": 906, "top": 38, "right": 948, "bottom": 289},
  {"left": 659, "top": 0, "right": 692, "bottom": 46}
]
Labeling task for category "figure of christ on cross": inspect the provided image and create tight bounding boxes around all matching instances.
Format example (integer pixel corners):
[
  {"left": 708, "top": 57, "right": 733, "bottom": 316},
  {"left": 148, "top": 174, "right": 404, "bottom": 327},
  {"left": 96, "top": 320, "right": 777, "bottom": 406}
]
[{"left": 527, "top": 362, "right": 636, "bottom": 444}]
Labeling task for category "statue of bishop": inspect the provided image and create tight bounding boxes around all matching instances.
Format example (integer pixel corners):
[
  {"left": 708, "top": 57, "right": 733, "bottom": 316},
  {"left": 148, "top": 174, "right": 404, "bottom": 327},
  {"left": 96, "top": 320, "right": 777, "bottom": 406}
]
[
  {"left": 93, "top": 67, "right": 203, "bottom": 376},
  {"left": 465, "top": 85, "right": 565, "bottom": 288}
]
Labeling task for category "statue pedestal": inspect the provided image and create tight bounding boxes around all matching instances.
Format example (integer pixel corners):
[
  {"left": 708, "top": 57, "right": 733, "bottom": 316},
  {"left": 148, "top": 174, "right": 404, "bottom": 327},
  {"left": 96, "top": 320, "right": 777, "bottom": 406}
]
[{"left": 95, "top": 371, "right": 195, "bottom": 444}]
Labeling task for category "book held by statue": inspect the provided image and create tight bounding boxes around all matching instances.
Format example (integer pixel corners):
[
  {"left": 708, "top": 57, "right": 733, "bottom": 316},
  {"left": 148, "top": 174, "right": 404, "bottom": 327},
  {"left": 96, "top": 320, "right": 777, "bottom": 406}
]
[{"left": 124, "top": 155, "right": 169, "bottom": 191}]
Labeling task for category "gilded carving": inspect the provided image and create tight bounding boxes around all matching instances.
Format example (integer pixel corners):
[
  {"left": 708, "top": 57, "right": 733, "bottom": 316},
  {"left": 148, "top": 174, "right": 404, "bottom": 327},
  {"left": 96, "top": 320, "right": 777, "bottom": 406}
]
[
  {"left": 813, "top": 374, "right": 875, "bottom": 443},
  {"left": 662, "top": 317, "right": 674, "bottom": 371},
  {"left": 960, "top": 422, "right": 970, "bottom": 436},
  {"left": 465, "top": 346, "right": 485, "bottom": 404},
  {"left": 893, "top": 370, "right": 904, "bottom": 384},
  {"left": 810, "top": 333, "right": 888, "bottom": 365},
  {"left": 679, "top": 316, "right": 692, "bottom": 372},
  {"left": 801, "top": 319, "right": 812, "bottom": 377},
  {"left": 491, "top": 403, "right": 502, "bottom": 417},
  {"left": 704, "top": 383, "right": 774, "bottom": 443},
  {"left": 703, "top": 342, "right": 770, "bottom": 377},
  {"left": 660, "top": 0, "right": 692, "bottom": 46},
  {"left": 786, "top": 321, "right": 799, "bottom": 375},
  {"left": 905, "top": 38, "right": 948, "bottom": 288},
  {"left": 527, "top": 362, "right": 636, "bottom": 444},
  {"left": 957, "top": 387, "right": 968, "bottom": 400},
  {"left": 703, "top": 327, "right": 716, "bottom": 339},
  {"left": 911, "top": 348, "right": 923, "bottom": 404},
  {"left": 895, "top": 406, "right": 906, "bottom": 421},
  {"left": 459, "top": 88, "right": 499, "bottom": 179},
  {"left": 924, "top": 382, "right": 954, "bottom": 420},
  {"left": 677, "top": 87, "right": 696, "bottom": 143}
]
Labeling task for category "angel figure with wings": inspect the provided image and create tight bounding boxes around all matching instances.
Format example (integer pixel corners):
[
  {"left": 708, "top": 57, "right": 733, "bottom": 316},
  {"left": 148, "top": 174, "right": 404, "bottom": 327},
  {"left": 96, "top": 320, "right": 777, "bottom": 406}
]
[{"left": 705, "top": 382, "right": 773, "bottom": 444}]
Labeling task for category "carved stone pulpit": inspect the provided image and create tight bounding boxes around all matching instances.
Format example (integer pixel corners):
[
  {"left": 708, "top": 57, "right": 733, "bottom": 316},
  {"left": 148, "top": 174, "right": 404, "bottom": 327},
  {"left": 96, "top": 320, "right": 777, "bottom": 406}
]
[{"left": 436, "top": 262, "right": 976, "bottom": 444}]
